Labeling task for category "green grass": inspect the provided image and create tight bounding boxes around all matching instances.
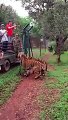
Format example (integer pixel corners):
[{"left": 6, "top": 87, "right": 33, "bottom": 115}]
[
  {"left": 40, "top": 111, "right": 46, "bottom": 120},
  {"left": 49, "top": 52, "right": 68, "bottom": 65},
  {"left": 33, "top": 48, "right": 47, "bottom": 58},
  {"left": 0, "top": 66, "right": 21, "bottom": 106},
  {"left": 39, "top": 52, "right": 68, "bottom": 120}
]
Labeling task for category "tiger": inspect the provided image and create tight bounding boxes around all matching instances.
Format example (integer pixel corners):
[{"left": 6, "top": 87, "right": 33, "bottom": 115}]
[
  {"left": 31, "top": 58, "right": 47, "bottom": 79},
  {"left": 18, "top": 52, "right": 47, "bottom": 79}
]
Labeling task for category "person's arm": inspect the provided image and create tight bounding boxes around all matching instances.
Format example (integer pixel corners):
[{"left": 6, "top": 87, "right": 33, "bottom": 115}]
[
  {"left": 0, "top": 31, "right": 3, "bottom": 37},
  {"left": 2, "top": 30, "right": 7, "bottom": 36},
  {"left": 7, "top": 25, "right": 16, "bottom": 29},
  {"left": 0, "top": 30, "right": 6, "bottom": 37}
]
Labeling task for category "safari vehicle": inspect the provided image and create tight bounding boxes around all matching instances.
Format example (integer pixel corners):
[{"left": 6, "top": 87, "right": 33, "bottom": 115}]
[{"left": 0, "top": 42, "right": 20, "bottom": 72}]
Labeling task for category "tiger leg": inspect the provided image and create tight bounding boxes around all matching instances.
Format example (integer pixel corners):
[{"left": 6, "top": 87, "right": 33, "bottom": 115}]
[
  {"left": 35, "top": 74, "right": 41, "bottom": 79},
  {"left": 35, "top": 69, "right": 41, "bottom": 79},
  {"left": 41, "top": 69, "right": 45, "bottom": 76},
  {"left": 45, "top": 62, "right": 47, "bottom": 71}
]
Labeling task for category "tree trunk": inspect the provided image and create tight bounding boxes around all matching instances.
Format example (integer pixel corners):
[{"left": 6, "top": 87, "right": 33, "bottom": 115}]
[
  {"left": 57, "top": 54, "right": 61, "bottom": 63},
  {"left": 43, "top": 36, "right": 46, "bottom": 52},
  {"left": 65, "top": 0, "right": 66, "bottom": 3},
  {"left": 56, "top": 34, "right": 62, "bottom": 63}
]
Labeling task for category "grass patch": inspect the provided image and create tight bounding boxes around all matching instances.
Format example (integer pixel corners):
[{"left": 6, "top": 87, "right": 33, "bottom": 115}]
[
  {"left": 49, "top": 52, "right": 68, "bottom": 65},
  {"left": 39, "top": 52, "right": 68, "bottom": 120},
  {"left": 0, "top": 66, "right": 21, "bottom": 106},
  {"left": 33, "top": 48, "right": 47, "bottom": 58},
  {"left": 40, "top": 111, "right": 46, "bottom": 120}
]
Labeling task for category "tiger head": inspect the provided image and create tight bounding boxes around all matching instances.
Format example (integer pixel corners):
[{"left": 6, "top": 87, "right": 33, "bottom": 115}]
[{"left": 18, "top": 52, "right": 24, "bottom": 58}]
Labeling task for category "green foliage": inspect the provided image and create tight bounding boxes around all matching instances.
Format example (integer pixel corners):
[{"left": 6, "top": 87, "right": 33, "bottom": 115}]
[
  {"left": 0, "top": 4, "right": 39, "bottom": 38},
  {"left": 20, "top": 0, "right": 68, "bottom": 44},
  {"left": 0, "top": 4, "right": 18, "bottom": 24},
  {"left": 32, "top": 23, "right": 42, "bottom": 37},
  {"left": 49, "top": 41, "right": 56, "bottom": 51},
  {"left": 40, "top": 1, "right": 68, "bottom": 40},
  {"left": 48, "top": 46, "right": 53, "bottom": 52}
]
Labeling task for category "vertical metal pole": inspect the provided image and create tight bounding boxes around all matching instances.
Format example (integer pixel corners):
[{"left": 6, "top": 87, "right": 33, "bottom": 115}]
[{"left": 40, "top": 40, "right": 41, "bottom": 56}]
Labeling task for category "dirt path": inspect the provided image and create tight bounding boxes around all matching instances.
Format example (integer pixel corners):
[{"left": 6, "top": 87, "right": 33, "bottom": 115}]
[
  {"left": 0, "top": 53, "right": 59, "bottom": 120},
  {"left": 0, "top": 77, "right": 44, "bottom": 120}
]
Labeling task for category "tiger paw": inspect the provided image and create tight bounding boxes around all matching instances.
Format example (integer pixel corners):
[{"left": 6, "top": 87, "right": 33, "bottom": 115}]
[{"left": 35, "top": 74, "right": 41, "bottom": 79}]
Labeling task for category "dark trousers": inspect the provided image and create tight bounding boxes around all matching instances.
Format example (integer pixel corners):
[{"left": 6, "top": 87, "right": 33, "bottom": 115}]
[{"left": 2, "top": 41, "right": 8, "bottom": 52}]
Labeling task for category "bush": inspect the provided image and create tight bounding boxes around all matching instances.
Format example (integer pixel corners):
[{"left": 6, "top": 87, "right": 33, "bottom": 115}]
[{"left": 48, "top": 41, "right": 56, "bottom": 52}]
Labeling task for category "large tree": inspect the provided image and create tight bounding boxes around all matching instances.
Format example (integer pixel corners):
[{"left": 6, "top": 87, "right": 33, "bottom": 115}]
[{"left": 19, "top": 0, "right": 68, "bottom": 63}]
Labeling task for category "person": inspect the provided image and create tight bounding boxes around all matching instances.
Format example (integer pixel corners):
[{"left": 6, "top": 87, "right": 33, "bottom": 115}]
[
  {"left": 13, "top": 33, "right": 22, "bottom": 57},
  {"left": 0, "top": 24, "right": 8, "bottom": 52},
  {"left": 6, "top": 21, "right": 16, "bottom": 43}
]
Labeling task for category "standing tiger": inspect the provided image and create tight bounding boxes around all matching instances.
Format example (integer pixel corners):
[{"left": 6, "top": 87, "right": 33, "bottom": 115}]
[{"left": 18, "top": 52, "right": 47, "bottom": 79}]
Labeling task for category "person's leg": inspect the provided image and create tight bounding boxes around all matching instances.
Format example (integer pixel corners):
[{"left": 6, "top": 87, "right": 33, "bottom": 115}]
[
  {"left": 8, "top": 36, "right": 12, "bottom": 43},
  {"left": 10, "top": 36, "right": 12, "bottom": 43},
  {"left": 8, "top": 36, "right": 10, "bottom": 43},
  {"left": 5, "top": 41, "right": 8, "bottom": 51},
  {"left": 2, "top": 42, "right": 5, "bottom": 52}
]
